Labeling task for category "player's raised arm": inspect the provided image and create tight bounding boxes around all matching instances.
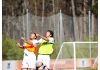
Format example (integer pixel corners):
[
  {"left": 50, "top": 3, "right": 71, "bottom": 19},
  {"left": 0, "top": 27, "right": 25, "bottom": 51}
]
[
  {"left": 36, "top": 34, "right": 49, "bottom": 41},
  {"left": 36, "top": 30, "right": 54, "bottom": 42},
  {"left": 16, "top": 43, "right": 24, "bottom": 49},
  {"left": 21, "top": 37, "right": 33, "bottom": 46}
]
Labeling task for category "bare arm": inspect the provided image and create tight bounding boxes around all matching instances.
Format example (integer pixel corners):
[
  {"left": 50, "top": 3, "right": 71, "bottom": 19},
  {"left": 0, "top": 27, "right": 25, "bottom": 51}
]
[
  {"left": 36, "top": 34, "right": 49, "bottom": 41},
  {"left": 16, "top": 43, "right": 24, "bottom": 49},
  {"left": 21, "top": 37, "right": 38, "bottom": 47},
  {"left": 21, "top": 37, "right": 33, "bottom": 45}
]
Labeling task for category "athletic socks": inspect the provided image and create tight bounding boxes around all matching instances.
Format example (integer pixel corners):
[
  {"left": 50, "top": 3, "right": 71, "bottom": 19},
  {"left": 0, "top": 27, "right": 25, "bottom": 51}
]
[
  {"left": 36, "top": 67, "right": 39, "bottom": 70},
  {"left": 43, "top": 66, "right": 46, "bottom": 69},
  {"left": 43, "top": 66, "right": 50, "bottom": 70},
  {"left": 36, "top": 63, "right": 50, "bottom": 70}
]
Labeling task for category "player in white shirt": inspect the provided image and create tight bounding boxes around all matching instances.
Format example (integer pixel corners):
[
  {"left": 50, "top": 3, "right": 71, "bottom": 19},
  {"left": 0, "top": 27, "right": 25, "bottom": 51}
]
[
  {"left": 17, "top": 33, "right": 38, "bottom": 70},
  {"left": 36, "top": 30, "right": 54, "bottom": 70}
]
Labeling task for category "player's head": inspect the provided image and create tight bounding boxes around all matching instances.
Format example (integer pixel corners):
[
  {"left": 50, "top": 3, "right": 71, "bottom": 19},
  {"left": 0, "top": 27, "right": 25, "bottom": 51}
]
[
  {"left": 30, "top": 33, "right": 37, "bottom": 39},
  {"left": 46, "top": 30, "right": 54, "bottom": 37}
]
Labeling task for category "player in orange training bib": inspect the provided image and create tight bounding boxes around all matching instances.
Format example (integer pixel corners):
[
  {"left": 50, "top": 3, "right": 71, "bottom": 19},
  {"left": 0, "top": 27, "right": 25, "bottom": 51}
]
[{"left": 17, "top": 33, "right": 38, "bottom": 70}]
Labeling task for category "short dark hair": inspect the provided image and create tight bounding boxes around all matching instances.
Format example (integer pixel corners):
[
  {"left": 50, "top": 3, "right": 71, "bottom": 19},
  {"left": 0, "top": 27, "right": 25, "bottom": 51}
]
[
  {"left": 47, "top": 30, "right": 54, "bottom": 37},
  {"left": 33, "top": 33, "right": 37, "bottom": 39}
]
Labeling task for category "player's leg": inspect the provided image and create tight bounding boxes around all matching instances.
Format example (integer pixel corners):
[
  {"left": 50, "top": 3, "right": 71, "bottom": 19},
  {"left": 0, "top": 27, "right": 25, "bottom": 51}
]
[
  {"left": 21, "top": 54, "right": 28, "bottom": 70},
  {"left": 36, "top": 61, "right": 43, "bottom": 70},
  {"left": 36, "top": 55, "right": 43, "bottom": 70},
  {"left": 28, "top": 68, "right": 35, "bottom": 70},
  {"left": 36, "top": 61, "right": 43, "bottom": 67},
  {"left": 28, "top": 52, "right": 36, "bottom": 70},
  {"left": 43, "top": 66, "right": 50, "bottom": 70},
  {"left": 43, "top": 55, "right": 50, "bottom": 70},
  {"left": 21, "top": 68, "right": 28, "bottom": 70}
]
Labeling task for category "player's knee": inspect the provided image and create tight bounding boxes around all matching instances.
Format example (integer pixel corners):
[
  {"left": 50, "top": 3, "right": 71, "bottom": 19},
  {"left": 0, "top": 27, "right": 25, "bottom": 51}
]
[
  {"left": 44, "top": 66, "right": 49, "bottom": 70},
  {"left": 29, "top": 68, "right": 34, "bottom": 70},
  {"left": 36, "top": 62, "right": 42, "bottom": 67},
  {"left": 44, "top": 67, "right": 49, "bottom": 70}
]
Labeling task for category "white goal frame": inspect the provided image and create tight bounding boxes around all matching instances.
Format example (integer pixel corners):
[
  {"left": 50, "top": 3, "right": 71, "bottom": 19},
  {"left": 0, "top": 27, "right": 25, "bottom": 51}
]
[{"left": 53, "top": 42, "right": 98, "bottom": 70}]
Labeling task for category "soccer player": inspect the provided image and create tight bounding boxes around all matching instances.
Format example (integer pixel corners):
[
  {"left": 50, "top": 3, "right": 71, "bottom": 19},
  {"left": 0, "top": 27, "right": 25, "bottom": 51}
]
[
  {"left": 17, "top": 33, "right": 37, "bottom": 70},
  {"left": 36, "top": 30, "right": 54, "bottom": 70}
]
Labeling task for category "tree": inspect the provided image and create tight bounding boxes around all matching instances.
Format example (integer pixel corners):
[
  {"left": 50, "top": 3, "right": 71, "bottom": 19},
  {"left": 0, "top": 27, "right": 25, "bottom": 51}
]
[
  {"left": 71, "top": 0, "right": 79, "bottom": 41},
  {"left": 92, "top": 1, "right": 98, "bottom": 14},
  {"left": 2, "top": 35, "right": 23, "bottom": 60}
]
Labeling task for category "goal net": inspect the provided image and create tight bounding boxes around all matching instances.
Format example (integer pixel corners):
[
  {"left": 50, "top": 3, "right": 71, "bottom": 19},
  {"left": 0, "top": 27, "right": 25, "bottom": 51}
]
[{"left": 53, "top": 42, "right": 98, "bottom": 70}]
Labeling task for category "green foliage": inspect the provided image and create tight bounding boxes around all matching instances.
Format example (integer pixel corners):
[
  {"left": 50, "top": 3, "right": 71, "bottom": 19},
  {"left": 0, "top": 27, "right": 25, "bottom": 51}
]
[
  {"left": 84, "top": 36, "right": 98, "bottom": 42},
  {"left": 52, "top": 41, "right": 98, "bottom": 59},
  {"left": 76, "top": 43, "right": 98, "bottom": 58},
  {"left": 92, "top": 1, "right": 98, "bottom": 14},
  {"left": 56, "top": 43, "right": 97, "bottom": 58},
  {"left": 2, "top": 35, "right": 23, "bottom": 60},
  {"left": 50, "top": 41, "right": 60, "bottom": 59}
]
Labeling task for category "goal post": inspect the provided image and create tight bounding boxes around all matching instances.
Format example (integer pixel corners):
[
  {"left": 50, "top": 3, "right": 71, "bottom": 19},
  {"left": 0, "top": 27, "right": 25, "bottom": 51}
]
[{"left": 53, "top": 42, "right": 98, "bottom": 70}]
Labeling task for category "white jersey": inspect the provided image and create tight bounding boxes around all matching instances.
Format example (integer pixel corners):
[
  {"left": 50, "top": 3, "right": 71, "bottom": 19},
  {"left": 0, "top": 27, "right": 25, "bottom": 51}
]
[
  {"left": 22, "top": 39, "right": 38, "bottom": 69},
  {"left": 37, "top": 37, "right": 54, "bottom": 44}
]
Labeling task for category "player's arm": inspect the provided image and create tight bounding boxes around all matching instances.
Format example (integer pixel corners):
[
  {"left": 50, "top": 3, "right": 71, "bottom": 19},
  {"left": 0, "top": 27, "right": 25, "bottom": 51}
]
[
  {"left": 21, "top": 37, "right": 33, "bottom": 45},
  {"left": 34, "top": 44, "right": 37, "bottom": 47},
  {"left": 21, "top": 37, "right": 38, "bottom": 47},
  {"left": 16, "top": 43, "right": 24, "bottom": 49},
  {"left": 36, "top": 34, "right": 49, "bottom": 41}
]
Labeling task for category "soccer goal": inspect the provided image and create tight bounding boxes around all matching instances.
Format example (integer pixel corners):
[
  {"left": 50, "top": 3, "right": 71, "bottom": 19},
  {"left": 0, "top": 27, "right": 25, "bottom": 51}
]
[{"left": 53, "top": 42, "right": 98, "bottom": 70}]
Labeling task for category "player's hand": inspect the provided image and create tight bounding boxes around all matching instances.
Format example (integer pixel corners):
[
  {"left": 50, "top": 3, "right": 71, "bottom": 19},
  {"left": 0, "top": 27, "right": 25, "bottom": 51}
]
[
  {"left": 16, "top": 43, "right": 20, "bottom": 47},
  {"left": 36, "top": 34, "right": 40, "bottom": 36},
  {"left": 21, "top": 37, "right": 25, "bottom": 41},
  {"left": 16, "top": 43, "right": 23, "bottom": 48}
]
